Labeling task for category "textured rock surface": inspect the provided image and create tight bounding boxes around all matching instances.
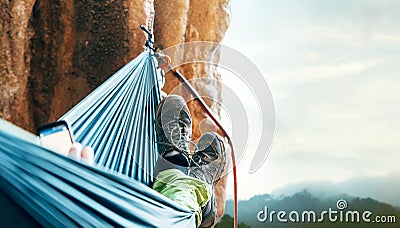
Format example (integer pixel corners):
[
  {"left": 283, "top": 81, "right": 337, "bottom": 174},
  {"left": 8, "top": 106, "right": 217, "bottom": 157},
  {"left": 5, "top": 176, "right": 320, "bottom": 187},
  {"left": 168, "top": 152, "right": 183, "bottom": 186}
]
[
  {"left": 0, "top": 0, "right": 36, "bottom": 130},
  {"left": 1, "top": 0, "right": 231, "bottom": 223},
  {"left": 1, "top": 0, "right": 149, "bottom": 130},
  {"left": 29, "top": 0, "right": 148, "bottom": 127}
]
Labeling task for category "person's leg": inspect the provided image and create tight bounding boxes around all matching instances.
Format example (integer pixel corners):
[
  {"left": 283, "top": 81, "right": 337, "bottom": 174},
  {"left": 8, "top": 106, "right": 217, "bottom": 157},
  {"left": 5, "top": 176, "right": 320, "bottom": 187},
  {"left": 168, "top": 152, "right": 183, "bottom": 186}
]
[
  {"left": 153, "top": 132, "right": 226, "bottom": 227},
  {"left": 190, "top": 132, "right": 227, "bottom": 227},
  {"left": 152, "top": 169, "right": 212, "bottom": 227},
  {"left": 153, "top": 95, "right": 227, "bottom": 227}
]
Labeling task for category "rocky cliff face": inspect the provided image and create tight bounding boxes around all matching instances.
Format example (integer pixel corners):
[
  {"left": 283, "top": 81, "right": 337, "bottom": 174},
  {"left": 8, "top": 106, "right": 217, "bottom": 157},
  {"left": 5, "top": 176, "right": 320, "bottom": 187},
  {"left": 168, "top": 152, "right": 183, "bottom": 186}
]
[
  {"left": 27, "top": 0, "right": 149, "bottom": 128},
  {"left": 1, "top": 0, "right": 149, "bottom": 130},
  {"left": 0, "top": 0, "right": 36, "bottom": 130},
  {"left": 1, "top": 0, "right": 230, "bottom": 136},
  {"left": 1, "top": 0, "right": 231, "bottom": 223}
]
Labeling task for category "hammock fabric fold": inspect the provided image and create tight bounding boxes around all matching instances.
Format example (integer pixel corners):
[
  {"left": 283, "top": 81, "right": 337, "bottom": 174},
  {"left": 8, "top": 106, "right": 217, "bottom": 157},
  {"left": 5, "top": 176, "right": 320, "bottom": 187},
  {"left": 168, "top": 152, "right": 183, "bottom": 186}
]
[
  {"left": 0, "top": 119, "right": 195, "bottom": 227},
  {"left": 60, "top": 52, "right": 162, "bottom": 186},
  {"left": 0, "top": 51, "right": 196, "bottom": 227}
]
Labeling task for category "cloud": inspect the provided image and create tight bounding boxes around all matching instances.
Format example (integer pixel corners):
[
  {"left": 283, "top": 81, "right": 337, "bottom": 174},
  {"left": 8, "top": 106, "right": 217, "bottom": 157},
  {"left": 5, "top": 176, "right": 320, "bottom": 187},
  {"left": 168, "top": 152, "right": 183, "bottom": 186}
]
[
  {"left": 276, "top": 59, "right": 380, "bottom": 83},
  {"left": 223, "top": 0, "right": 400, "bottom": 200}
]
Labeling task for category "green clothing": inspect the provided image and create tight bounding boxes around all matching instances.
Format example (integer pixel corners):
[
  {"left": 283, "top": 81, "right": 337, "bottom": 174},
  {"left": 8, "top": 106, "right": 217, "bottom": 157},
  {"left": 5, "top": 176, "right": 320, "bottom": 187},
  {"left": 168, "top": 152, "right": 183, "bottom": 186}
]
[{"left": 152, "top": 169, "right": 212, "bottom": 227}]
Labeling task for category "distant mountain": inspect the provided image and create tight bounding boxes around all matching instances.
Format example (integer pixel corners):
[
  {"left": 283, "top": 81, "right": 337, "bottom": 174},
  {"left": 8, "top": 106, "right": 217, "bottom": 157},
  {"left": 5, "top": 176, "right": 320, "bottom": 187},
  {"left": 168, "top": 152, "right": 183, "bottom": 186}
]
[
  {"left": 271, "top": 175, "right": 400, "bottom": 208},
  {"left": 220, "top": 190, "right": 400, "bottom": 228}
]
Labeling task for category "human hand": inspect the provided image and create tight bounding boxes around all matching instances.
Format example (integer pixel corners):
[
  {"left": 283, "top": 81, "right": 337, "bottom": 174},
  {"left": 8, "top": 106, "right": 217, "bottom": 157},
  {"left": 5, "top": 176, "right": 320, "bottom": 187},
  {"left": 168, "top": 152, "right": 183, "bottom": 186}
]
[{"left": 68, "top": 142, "right": 94, "bottom": 165}]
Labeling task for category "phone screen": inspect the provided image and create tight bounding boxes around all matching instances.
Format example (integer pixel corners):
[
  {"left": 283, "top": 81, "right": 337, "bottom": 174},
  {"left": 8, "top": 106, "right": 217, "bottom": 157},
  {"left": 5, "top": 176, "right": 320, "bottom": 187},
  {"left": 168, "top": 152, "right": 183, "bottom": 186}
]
[{"left": 39, "top": 123, "right": 73, "bottom": 156}]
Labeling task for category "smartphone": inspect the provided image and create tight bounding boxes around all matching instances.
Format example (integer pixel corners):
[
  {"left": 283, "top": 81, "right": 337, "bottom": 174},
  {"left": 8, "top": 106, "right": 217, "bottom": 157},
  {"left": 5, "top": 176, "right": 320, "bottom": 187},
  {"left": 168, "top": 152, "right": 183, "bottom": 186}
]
[{"left": 37, "top": 120, "right": 74, "bottom": 156}]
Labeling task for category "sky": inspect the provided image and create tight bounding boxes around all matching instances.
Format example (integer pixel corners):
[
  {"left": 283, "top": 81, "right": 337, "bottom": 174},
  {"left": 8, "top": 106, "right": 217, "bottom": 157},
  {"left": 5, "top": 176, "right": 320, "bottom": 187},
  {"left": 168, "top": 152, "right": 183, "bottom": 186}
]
[{"left": 220, "top": 0, "right": 400, "bottom": 205}]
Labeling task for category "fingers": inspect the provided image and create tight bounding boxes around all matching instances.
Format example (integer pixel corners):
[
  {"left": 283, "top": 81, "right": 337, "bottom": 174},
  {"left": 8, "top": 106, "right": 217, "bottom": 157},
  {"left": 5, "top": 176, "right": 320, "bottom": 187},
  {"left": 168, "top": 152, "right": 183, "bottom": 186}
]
[
  {"left": 68, "top": 142, "right": 94, "bottom": 165},
  {"left": 69, "top": 142, "right": 82, "bottom": 160},
  {"left": 81, "top": 146, "right": 94, "bottom": 165}
]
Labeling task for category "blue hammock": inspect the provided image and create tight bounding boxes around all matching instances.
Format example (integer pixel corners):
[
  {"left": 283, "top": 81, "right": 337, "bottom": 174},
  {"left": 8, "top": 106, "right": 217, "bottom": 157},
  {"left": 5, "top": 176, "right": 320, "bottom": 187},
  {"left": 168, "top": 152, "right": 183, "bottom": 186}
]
[
  {"left": 60, "top": 51, "right": 161, "bottom": 186},
  {"left": 0, "top": 52, "right": 196, "bottom": 227}
]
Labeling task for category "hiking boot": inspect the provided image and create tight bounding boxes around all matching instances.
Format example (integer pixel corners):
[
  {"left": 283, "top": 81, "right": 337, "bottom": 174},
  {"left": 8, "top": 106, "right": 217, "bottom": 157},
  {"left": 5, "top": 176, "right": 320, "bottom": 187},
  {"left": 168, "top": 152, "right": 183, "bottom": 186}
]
[
  {"left": 155, "top": 95, "right": 192, "bottom": 167},
  {"left": 189, "top": 132, "right": 226, "bottom": 185},
  {"left": 155, "top": 94, "right": 192, "bottom": 154}
]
